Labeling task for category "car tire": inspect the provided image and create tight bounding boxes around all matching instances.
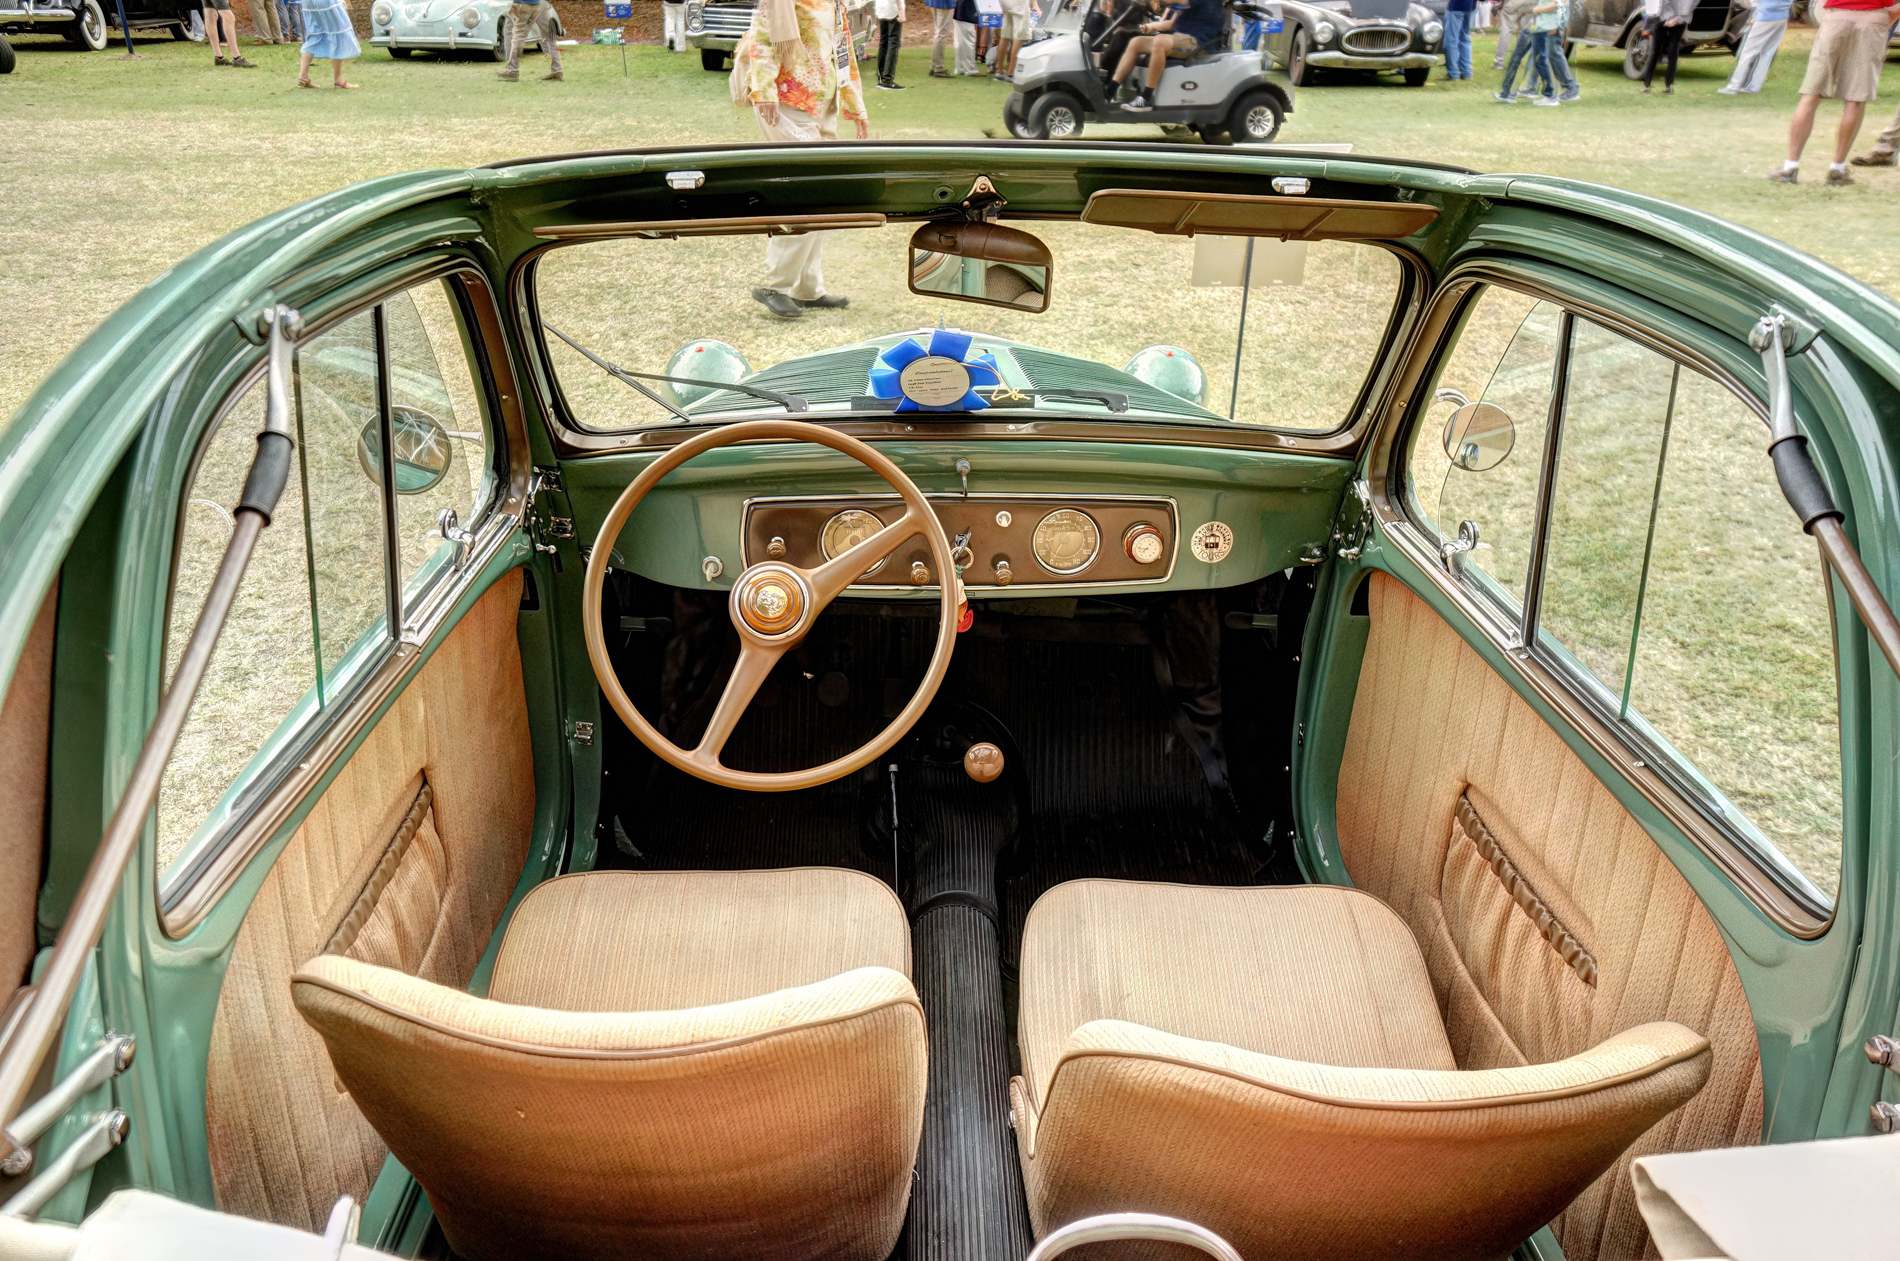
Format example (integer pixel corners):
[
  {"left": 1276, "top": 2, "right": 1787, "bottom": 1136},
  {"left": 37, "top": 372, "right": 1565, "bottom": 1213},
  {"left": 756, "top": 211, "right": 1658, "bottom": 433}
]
[
  {"left": 1194, "top": 124, "right": 1233, "bottom": 145},
  {"left": 1288, "top": 27, "right": 1311, "bottom": 85},
  {"left": 701, "top": 47, "right": 726, "bottom": 70},
  {"left": 1403, "top": 66, "right": 1429, "bottom": 85},
  {"left": 0, "top": 34, "right": 14, "bottom": 73},
  {"left": 1227, "top": 89, "right": 1283, "bottom": 142},
  {"left": 170, "top": 20, "right": 189, "bottom": 38},
  {"left": 65, "top": 0, "right": 109, "bottom": 50},
  {"left": 1026, "top": 89, "right": 1085, "bottom": 139},
  {"left": 1003, "top": 92, "right": 1039, "bottom": 138},
  {"left": 1623, "top": 28, "right": 1650, "bottom": 78},
  {"left": 390, "top": 45, "right": 414, "bottom": 56},
  {"left": 490, "top": 21, "right": 508, "bottom": 60}
]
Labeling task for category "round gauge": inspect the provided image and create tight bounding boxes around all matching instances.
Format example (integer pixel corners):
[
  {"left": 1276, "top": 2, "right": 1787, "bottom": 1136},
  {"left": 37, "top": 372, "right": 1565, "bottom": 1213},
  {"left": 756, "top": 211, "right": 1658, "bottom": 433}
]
[
  {"left": 821, "top": 508, "right": 888, "bottom": 576},
  {"left": 1032, "top": 509, "right": 1101, "bottom": 576},
  {"left": 1124, "top": 522, "right": 1165, "bottom": 565}
]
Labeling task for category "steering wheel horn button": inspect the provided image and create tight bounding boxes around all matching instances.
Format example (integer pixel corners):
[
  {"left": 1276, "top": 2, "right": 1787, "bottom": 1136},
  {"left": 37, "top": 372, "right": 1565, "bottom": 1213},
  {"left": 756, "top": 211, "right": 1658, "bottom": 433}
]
[
  {"left": 964, "top": 742, "right": 1005, "bottom": 783},
  {"left": 733, "top": 564, "right": 809, "bottom": 638}
]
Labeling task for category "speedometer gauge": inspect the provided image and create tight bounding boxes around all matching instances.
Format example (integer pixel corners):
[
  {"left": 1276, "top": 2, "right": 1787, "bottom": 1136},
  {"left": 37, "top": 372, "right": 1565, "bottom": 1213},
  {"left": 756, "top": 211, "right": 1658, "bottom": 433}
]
[
  {"left": 1032, "top": 509, "right": 1101, "bottom": 576},
  {"left": 821, "top": 509, "right": 888, "bottom": 576}
]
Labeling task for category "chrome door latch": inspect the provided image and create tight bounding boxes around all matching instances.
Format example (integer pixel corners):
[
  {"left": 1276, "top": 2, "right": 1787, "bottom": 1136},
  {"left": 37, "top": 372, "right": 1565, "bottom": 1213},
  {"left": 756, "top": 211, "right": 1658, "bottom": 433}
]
[
  {"left": 1865, "top": 1036, "right": 1900, "bottom": 1132},
  {"left": 1441, "top": 519, "right": 1490, "bottom": 575},
  {"left": 437, "top": 509, "right": 474, "bottom": 570}
]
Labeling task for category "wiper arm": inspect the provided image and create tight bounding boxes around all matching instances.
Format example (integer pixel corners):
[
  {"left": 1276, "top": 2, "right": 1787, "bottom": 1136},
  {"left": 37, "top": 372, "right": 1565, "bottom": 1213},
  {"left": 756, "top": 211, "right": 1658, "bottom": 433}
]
[{"left": 543, "top": 324, "right": 809, "bottom": 415}]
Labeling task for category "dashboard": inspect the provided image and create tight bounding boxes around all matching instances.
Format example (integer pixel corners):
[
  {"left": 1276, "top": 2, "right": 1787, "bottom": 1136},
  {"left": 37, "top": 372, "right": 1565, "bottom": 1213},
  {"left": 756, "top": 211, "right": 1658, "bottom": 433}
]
[{"left": 742, "top": 495, "right": 1211, "bottom": 592}]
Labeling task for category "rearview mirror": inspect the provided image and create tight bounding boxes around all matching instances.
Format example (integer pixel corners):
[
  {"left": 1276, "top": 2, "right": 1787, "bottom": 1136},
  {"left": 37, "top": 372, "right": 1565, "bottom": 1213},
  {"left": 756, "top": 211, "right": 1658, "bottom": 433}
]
[
  {"left": 909, "top": 221, "right": 1052, "bottom": 313},
  {"left": 1442, "top": 401, "right": 1515, "bottom": 473},
  {"left": 358, "top": 405, "right": 455, "bottom": 494}
]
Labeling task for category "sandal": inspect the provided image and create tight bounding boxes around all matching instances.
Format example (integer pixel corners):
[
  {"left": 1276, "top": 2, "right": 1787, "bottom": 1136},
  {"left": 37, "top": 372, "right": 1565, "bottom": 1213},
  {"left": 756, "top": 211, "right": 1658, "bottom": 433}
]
[
  {"left": 334, "top": 79, "right": 358, "bottom": 88},
  {"left": 296, "top": 75, "right": 314, "bottom": 86}
]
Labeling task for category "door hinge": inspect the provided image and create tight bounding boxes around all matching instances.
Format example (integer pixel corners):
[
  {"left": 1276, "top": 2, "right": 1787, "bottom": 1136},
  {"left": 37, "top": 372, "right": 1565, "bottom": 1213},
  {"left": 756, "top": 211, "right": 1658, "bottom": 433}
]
[
  {"left": 546, "top": 517, "right": 575, "bottom": 540},
  {"left": 569, "top": 720, "right": 595, "bottom": 747}
]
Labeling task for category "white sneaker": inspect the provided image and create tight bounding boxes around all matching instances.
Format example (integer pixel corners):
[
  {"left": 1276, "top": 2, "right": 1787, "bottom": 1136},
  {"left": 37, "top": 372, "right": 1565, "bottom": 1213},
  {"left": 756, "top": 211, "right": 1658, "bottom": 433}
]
[
  {"left": 1532, "top": 95, "right": 1560, "bottom": 106},
  {"left": 1717, "top": 85, "right": 1739, "bottom": 94}
]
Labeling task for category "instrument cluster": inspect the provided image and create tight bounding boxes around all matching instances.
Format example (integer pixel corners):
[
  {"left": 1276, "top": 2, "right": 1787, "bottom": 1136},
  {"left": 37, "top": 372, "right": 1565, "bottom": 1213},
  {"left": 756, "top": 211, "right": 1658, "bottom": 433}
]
[{"left": 742, "top": 496, "right": 1179, "bottom": 591}]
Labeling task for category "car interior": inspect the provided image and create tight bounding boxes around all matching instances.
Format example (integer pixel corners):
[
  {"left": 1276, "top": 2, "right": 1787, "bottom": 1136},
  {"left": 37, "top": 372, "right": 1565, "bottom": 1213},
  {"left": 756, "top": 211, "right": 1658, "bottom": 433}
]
[{"left": 0, "top": 155, "right": 1859, "bottom": 1261}]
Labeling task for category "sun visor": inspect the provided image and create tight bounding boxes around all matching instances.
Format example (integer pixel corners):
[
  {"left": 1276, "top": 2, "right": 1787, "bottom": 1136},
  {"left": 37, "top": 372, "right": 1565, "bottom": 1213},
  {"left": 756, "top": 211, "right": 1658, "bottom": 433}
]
[{"left": 1081, "top": 190, "right": 1438, "bottom": 241}]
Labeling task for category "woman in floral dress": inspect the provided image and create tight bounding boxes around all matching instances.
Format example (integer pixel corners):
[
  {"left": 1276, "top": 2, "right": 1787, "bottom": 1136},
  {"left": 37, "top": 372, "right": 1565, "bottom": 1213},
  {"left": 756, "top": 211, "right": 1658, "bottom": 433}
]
[{"left": 730, "top": 0, "right": 868, "bottom": 318}]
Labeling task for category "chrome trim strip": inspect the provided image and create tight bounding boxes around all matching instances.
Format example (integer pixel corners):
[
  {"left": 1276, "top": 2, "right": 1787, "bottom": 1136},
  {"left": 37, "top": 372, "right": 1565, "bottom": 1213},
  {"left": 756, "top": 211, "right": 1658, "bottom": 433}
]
[{"left": 740, "top": 492, "right": 1180, "bottom": 593}]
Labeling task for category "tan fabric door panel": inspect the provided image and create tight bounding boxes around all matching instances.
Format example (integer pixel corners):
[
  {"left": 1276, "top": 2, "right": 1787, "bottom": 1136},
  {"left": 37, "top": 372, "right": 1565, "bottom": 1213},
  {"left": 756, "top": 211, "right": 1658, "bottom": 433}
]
[
  {"left": 1012, "top": 1019, "right": 1711, "bottom": 1261},
  {"left": 1336, "top": 573, "right": 1763, "bottom": 1261},
  {"left": 293, "top": 957, "right": 927, "bottom": 1261},
  {"left": 206, "top": 571, "right": 535, "bottom": 1231},
  {"left": 1017, "top": 881, "right": 1455, "bottom": 1110},
  {"left": 489, "top": 867, "right": 912, "bottom": 1011},
  {"left": 0, "top": 587, "right": 56, "bottom": 994}
]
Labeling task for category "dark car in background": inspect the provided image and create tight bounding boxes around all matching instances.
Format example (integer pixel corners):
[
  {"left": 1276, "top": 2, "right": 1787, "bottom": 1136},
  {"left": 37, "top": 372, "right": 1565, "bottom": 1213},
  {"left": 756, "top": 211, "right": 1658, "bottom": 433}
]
[
  {"left": 0, "top": 0, "right": 193, "bottom": 50},
  {"left": 1263, "top": 0, "right": 1444, "bottom": 85},
  {"left": 1569, "top": 0, "right": 1751, "bottom": 77}
]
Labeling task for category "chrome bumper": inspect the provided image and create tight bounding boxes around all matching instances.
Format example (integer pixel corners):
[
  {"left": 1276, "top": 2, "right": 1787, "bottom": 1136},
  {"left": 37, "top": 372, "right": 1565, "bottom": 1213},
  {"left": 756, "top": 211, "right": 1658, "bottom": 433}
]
[
  {"left": 0, "top": 6, "right": 77, "bottom": 19},
  {"left": 371, "top": 31, "right": 501, "bottom": 48},
  {"left": 1307, "top": 50, "right": 1437, "bottom": 68},
  {"left": 686, "top": 31, "right": 741, "bottom": 48}
]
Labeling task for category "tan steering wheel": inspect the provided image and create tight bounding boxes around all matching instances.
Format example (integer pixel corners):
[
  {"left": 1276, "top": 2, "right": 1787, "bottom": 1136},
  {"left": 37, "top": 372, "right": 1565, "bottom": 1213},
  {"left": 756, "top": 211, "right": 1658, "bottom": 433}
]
[{"left": 582, "top": 419, "right": 959, "bottom": 792}]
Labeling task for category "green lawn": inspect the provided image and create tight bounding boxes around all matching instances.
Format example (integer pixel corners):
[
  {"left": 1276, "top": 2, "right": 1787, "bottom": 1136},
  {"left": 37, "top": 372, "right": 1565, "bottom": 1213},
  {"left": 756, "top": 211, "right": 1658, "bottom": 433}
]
[{"left": 2, "top": 26, "right": 1897, "bottom": 422}]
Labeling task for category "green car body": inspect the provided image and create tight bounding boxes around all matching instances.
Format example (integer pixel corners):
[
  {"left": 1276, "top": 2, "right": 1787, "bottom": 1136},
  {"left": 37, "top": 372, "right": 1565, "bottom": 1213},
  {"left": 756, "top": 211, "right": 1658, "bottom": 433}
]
[{"left": 3, "top": 141, "right": 1899, "bottom": 1252}]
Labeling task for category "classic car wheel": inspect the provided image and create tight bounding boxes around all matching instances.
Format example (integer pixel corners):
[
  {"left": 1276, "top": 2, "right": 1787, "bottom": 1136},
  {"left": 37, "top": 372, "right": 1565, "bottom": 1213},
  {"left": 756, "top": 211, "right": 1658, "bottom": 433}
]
[
  {"left": 169, "top": 20, "right": 188, "bottom": 38},
  {"left": 584, "top": 419, "right": 959, "bottom": 792},
  {"left": 1228, "top": 90, "right": 1283, "bottom": 143},
  {"left": 0, "top": 34, "right": 13, "bottom": 73},
  {"left": 389, "top": 45, "right": 414, "bottom": 56},
  {"left": 1288, "top": 27, "right": 1312, "bottom": 86},
  {"left": 65, "top": 0, "right": 108, "bottom": 50},
  {"left": 1623, "top": 28, "right": 1651, "bottom": 78},
  {"left": 701, "top": 47, "right": 726, "bottom": 70},
  {"left": 1403, "top": 66, "right": 1429, "bottom": 85},
  {"left": 489, "top": 21, "right": 507, "bottom": 60},
  {"left": 1027, "top": 90, "right": 1085, "bottom": 139}
]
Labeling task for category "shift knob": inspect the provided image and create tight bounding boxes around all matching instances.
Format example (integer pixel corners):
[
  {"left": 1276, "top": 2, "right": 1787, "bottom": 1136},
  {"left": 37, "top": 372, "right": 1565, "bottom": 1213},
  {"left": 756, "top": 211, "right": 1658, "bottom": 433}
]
[{"left": 963, "top": 742, "right": 1004, "bottom": 783}]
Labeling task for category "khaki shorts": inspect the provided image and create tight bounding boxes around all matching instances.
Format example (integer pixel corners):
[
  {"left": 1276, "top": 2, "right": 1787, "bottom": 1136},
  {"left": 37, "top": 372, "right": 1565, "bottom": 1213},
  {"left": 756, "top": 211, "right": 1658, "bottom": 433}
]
[
  {"left": 1798, "top": 7, "right": 1889, "bottom": 102},
  {"left": 1000, "top": 7, "right": 1030, "bottom": 37},
  {"left": 1165, "top": 30, "right": 1199, "bottom": 55}
]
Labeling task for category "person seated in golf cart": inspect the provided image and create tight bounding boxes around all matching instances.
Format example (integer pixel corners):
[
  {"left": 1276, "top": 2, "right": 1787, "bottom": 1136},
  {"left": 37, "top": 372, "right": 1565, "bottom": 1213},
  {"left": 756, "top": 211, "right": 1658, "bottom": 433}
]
[{"left": 1103, "top": 0, "right": 1224, "bottom": 109}]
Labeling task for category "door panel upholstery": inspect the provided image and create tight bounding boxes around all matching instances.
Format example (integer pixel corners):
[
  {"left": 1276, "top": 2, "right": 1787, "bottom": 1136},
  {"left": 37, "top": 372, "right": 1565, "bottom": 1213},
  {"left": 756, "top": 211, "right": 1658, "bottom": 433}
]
[
  {"left": 205, "top": 571, "right": 535, "bottom": 1231},
  {"left": 1336, "top": 574, "right": 1762, "bottom": 1261},
  {"left": 0, "top": 589, "right": 56, "bottom": 996}
]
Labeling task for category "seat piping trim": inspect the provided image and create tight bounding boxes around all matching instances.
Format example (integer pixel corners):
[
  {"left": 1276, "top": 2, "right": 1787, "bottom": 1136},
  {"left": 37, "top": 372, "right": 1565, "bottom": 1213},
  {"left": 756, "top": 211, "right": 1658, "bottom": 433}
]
[
  {"left": 291, "top": 971, "right": 925, "bottom": 1062},
  {"left": 1456, "top": 794, "right": 1598, "bottom": 987}
]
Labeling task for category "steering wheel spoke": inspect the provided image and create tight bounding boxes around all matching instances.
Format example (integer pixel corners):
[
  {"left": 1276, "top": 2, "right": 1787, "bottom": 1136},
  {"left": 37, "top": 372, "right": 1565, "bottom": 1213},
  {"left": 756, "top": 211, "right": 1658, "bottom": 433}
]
[
  {"left": 691, "top": 642, "right": 787, "bottom": 767},
  {"left": 808, "top": 506, "right": 928, "bottom": 607}
]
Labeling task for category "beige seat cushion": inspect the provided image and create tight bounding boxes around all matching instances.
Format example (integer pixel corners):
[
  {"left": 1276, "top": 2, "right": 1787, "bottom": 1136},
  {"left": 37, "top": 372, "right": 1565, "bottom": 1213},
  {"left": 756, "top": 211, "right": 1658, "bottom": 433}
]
[
  {"left": 1012, "top": 880, "right": 1713, "bottom": 1261},
  {"left": 1017, "top": 880, "right": 1456, "bottom": 1113},
  {"left": 292, "top": 867, "right": 926, "bottom": 1261}
]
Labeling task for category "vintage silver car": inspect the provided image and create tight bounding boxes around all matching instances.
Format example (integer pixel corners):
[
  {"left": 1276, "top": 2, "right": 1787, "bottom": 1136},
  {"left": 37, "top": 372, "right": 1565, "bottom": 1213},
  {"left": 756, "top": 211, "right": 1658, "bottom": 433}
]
[
  {"left": 1262, "top": 0, "right": 1442, "bottom": 86},
  {"left": 368, "top": 0, "right": 565, "bottom": 58},
  {"left": 686, "top": 0, "right": 755, "bottom": 69},
  {"left": 0, "top": 0, "right": 188, "bottom": 51}
]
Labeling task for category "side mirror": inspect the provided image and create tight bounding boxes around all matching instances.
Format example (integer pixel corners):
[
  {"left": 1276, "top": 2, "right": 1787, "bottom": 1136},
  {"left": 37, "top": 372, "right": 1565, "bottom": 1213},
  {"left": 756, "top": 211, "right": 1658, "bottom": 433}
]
[
  {"left": 909, "top": 221, "right": 1052, "bottom": 313},
  {"left": 1441, "top": 400, "right": 1515, "bottom": 473},
  {"left": 358, "top": 405, "right": 454, "bottom": 494}
]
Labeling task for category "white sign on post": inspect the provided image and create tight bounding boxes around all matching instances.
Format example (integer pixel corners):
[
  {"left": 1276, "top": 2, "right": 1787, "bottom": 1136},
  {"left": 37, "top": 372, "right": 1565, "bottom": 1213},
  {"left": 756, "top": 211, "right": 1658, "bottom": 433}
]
[{"left": 1190, "top": 235, "right": 1307, "bottom": 288}]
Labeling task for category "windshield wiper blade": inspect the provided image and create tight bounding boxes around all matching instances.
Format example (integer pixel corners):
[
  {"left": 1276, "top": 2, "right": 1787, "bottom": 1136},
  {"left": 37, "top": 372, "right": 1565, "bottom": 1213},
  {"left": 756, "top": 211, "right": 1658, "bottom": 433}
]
[{"left": 544, "top": 324, "right": 809, "bottom": 415}]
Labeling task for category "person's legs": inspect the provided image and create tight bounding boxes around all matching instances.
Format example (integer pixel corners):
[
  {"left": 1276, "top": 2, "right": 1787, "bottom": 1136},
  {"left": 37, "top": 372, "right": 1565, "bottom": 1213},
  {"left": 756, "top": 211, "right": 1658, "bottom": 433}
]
[
  {"left": 932, "top": 6, "right": 952, "bottom": 72},
  {"left": 1111, "top": 32, "right": 1151, "bottom": 85},
  {"left": 211, "top": 7, "right": 234, "bottom": 56},
  {"left": 955, "top": 18, "right": 976, "bottom": 71},
  {"left": 1454, "top": 8, "right": 1473, "bottom": 77},
  {"left": 297, "top": 46, "right": 314, "bottom": 80},
  {"left": 1833, "top": 98, "right": 1867, "bottom": 163},
  {"left": 1145, "top": 32, "right": 1179, "bottom": 89},
  {"left": 758, "top": 105, "right": 831, "bottom": 307},
  {"left": 253, "top": 0, "right": 281, "bottom": 42},
  {"left": 1724, "top": 16, "right": 1779, "bottom": 90},
  {"left": 1492, "top": 6, "right": 1515, "bottom": 68},
  {"left": 500, "top": 3, "right": 531, "bottom": 74},
  {"left": 1786, "top": 92, "right": 1822, "bottom": 161},
  {"left": 1641, "top": 20, "right": 1660, "bottom": 88},
  {"left": 878, "top": 17, "right": 898, "bottom": 79},
  {"left": 1661, "top": 22, "right": 1682, "bottom": 89},
  {"left": 1853, "top": 100, "right": 1900, "bottom": 161},
  {"left": 1496, "top": 23, "right": 1532, "bottom": 94},
  {"left": 537, "top": 3, "right": 562, "bottom": 73}
]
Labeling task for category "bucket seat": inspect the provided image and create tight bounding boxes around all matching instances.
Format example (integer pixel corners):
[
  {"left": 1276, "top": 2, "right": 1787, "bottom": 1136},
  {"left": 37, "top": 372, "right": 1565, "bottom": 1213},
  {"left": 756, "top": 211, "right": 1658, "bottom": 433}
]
[
  {"left": 292, "top": 867, "right": 926, "bottom": 1261},
  {"left": 1009, "top": 879, "right": 1713, "bottom": 1261}
]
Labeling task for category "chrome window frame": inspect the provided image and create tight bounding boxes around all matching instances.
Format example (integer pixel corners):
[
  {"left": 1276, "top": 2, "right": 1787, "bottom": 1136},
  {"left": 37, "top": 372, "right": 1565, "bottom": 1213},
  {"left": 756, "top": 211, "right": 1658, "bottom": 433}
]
[{"left": 1372, "top": 264, "right": 1844, "bottom": 937}]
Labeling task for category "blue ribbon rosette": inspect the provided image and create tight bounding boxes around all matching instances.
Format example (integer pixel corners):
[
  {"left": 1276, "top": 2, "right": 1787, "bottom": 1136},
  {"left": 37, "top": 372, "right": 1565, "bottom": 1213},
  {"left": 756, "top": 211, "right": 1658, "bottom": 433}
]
[{"left": 867, "top": 330, "right": 1002, "bottom": 414}]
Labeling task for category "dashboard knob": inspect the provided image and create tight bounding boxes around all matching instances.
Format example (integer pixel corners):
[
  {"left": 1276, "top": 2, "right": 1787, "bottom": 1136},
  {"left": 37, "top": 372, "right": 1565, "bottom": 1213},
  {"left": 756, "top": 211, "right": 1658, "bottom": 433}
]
[
  {"left": 1124, "top": 522, "right": 1165, "bottom": 565},
  {"left": 911, "top": 561, "right": 931, "bottom": 586},
  {"left": 994, "top": 558, "right": 1013, "bottom": 586},
  {"left": 767, "top": 536, "right": 786, "bottom": 559}
]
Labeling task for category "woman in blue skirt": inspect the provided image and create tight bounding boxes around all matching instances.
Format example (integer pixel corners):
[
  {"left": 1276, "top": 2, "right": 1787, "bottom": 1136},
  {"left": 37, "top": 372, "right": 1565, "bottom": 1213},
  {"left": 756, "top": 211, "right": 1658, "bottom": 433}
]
[{"left": 297, "top": 0, "right": 361, "bottom": 87}]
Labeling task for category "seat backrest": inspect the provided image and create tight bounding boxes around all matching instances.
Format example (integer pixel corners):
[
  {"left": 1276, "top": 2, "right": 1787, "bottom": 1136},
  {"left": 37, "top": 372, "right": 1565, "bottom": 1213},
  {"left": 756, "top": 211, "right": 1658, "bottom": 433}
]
[
  {"left": 292, "top": 958, "right": 928, "bottom": 1261},
  {"left": 1013, "top": 1017, "right": 1711, "bottom": 1261},
  {"left": 0, "top": 588, "right": 55, "bottom": 1000},
  {"left": 1335, "top": 574, "right": 1763, "bottom": 1261}
]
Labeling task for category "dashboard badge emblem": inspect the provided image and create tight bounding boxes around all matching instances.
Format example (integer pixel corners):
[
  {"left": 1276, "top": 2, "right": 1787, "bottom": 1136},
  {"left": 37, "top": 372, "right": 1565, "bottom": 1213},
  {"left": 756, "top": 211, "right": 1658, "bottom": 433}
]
[{"left": 1190, "top": 522, "right": 1234, "bottom": 564}]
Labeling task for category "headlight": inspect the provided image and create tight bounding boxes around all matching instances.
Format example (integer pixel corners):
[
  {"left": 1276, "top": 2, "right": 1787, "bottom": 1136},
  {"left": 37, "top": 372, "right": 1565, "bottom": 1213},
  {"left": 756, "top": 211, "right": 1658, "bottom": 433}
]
[
  {"left": 1423, "top": 20, "right": 1442, "bottom": 42},
  {"left": 1313, "top": 21, "right": 1335, "bottom": 43},
  {"left": 371, "top": 2, "right": 391, "bottom": 23},
  {"left": 686, "top": 0, "right": 704, "bottom": 29},
  {"left": 460, "top": 6, "right": 480, "bottom": 27}
]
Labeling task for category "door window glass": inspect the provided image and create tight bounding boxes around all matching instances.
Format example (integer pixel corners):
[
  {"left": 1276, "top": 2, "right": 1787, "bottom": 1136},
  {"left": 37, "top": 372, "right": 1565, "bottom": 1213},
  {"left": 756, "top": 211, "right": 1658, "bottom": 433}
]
[
  {"left": 1409, "top": 287, "right": 1562, "bottom": 619},
  {"left": 384, "top": 282, "right": 492, "bottom": 610},
  {"left": 158, "top": 381, "right": 324, "bottom": 871}
]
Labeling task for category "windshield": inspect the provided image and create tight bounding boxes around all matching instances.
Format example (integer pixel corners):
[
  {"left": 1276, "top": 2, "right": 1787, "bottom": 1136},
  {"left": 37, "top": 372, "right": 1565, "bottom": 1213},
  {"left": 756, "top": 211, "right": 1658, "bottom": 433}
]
[{"left": 530, "top": 221, "right": 1403, "bottom": 433}]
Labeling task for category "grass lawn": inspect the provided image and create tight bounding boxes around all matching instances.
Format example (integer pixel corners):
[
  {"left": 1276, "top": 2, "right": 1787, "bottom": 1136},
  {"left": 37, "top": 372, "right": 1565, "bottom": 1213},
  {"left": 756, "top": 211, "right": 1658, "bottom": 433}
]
[{"left": 2, "top": 26, "right": 1898, "bottom": 422}]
